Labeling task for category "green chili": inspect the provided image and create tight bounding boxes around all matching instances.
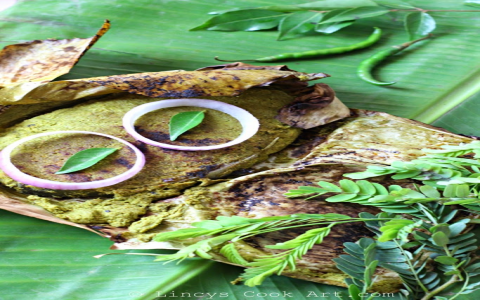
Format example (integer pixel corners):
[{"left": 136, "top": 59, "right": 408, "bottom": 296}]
[
  {"left": 357, "top": 34, "right": 432, "bottom": 86},
  {"left": 215, "top": 27, "right": 382, "bottom": 62}
]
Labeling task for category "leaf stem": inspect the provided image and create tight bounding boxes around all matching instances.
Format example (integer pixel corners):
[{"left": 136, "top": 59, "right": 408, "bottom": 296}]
[
  {"left": 420, "top": 275, "right": 460, "bottom": 300},
  {"left": 450, "top": 273, "right": 470, "bottom": 300},
  {"left": 393, "top": 240, "right": 430, "bottom": 294}
]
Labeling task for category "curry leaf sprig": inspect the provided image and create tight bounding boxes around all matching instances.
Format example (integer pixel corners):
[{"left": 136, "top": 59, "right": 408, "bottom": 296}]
[
  {"left": 191, "top": 1, "right": 440, "bottom": 40},
  {"left": 193, "top": 1, "right": 478, "bottom": 41},
  {"left": 153, "top": 213, "right": 377, "bottom": 286},
  {"left": 192, "top": 0, "right": 480, "bottom": 86}
]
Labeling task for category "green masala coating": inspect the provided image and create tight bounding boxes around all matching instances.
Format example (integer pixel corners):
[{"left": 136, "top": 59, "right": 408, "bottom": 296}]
[{"left": 0, "top": 88, "right": 301, "bottom": 227}]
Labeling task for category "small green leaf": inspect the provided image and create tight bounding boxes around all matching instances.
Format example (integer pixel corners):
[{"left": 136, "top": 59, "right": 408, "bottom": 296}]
[
  {"left": 432, "top": 231, "right": 449, "bottom": 247},
  {"left": 277, "top": 11, "right": 322, "bottom": 40},
  {"left": 404, "top": 11, "right": 436, "bottom": 40},
  {"left": 262, "top": 0, "right": 380, "bottom": 11},
  {"left": 190, "top": 9, "right": 288, "bottom": 31},
  {"left": 443, "top": 184, "right": 458, "bottom": 198},
  {"left": 55, "top": 148, "right": 118, "bottom": 174},
  {"left": 449, "top": 219, "right": 469, "bottom": 236},
  {"left": 391, "top": 170, "right": 422, "bottom": 179},
  {"left": 326, "top": 193, "right": 358, "bottom": 202},
  {"left": 430, "top": 224, "right": 451, "bottom": 236},
  {"left": 220, "top": 243, "right": 249, "bottom": 266},
  {"left": 154, "top": 228, "right": 213, "bottom": 241},
  {"left": 373, "top": 0, "right": 415, "bottom": 8},
  {"left": 356, "top": 180, "right": 376, "bottom": 195},
  {"left": 339, "top": 179, "right": 360, "bottom": 194},
  {"left": 317, "top": 181, "right": 343, "bottom": 192},
  {"left": 434, "top": 256, "right": 458, "bottom": 265},
  {"left": 348, "top": 284, "right": 362, "bottom": 300},
  {"left": 455, "top": 184, "right": 471, "bottom": 198},
  {"left": 213, "top": 215, "right": 256, "bottom": 227},
  {"left": 315, "top": 20, "right": 355, "bottom": 34},
  {"left": 297, "top": 186, "right": 328, "bottom": 193},
  {"left": 169, "top": 111, "right": 205, "bottom": 141},
  {"left": 378, "top": 219, "right": 421, "bottom": 242},
  {"left": 419, "top": 185, "right": 441, "bottom": 198},
  {"left": 317, "top": 6, "right": 390, "bottom": 24}
]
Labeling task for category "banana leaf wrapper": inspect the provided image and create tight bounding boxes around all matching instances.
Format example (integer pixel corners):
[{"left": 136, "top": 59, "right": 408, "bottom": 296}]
[
  {"left": 0, "top": 62, "right": 344, "bottom": 128},
  {"left": 0, "top": 63, "right": 349, "bottom": 230},
  {"left": 0, "top": 103, "right": 473, "bottom": 292},
  {"left": 0, "top": 27, "right": 475, "bottom": 293},
  {"left": 0, "top": 20, "right": 110, "bottom": 88},
  {"left": 99, "top": 109, "right": 473, "bottom": 292}
]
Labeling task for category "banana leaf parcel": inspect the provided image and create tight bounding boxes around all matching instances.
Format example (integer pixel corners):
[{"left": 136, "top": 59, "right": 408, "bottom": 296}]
[{"left": 0, "top": 36, "right": 476, "bottom": 294}]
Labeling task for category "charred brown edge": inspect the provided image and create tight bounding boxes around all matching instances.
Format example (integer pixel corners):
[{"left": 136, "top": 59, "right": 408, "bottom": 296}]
[{"left": 277, "top": 83, "right": 336, "bottom": 117}]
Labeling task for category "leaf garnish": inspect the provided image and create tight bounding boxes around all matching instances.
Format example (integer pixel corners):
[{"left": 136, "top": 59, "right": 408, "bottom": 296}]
[
  {"left": 242, "top": 225, "right": 333, "bottom": 287},
  {"left": 404, "top": 11, "right": 436, "bottom": 41},
  {"left": 316, "top": 6, "right": 390, "bottom": 25},
  {"left": 464, "top": 0, "right": 480, "bottom": 8},
  {"left": 373, "top": 0, "right": 415, "bottom": 9},
  {"left": 285, "top": 141, "right": 480, "bottom": 298},
  {"left": 169, "top": 111, "right": 205, "bottom": 141},
  {"left": 55, "top": 148, "right": 118, "bottom": 174},
  {"left": 152, "top": 213, "right": 360, "bottom": 285},
  {"left": 277, "top": 11, "right": 322, "bottom": 40},
  {"left": 190, "top": 9, "right": 288, "bottom": 31},
  {"left": 315, "top": 20, "right": 355, "bottom": 34}
]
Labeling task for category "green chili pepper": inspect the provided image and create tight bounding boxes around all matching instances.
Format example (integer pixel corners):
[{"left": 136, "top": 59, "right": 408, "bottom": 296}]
[
  {"left": 215, "top": 27, "right": 383, "bottom": 62},
  {"left": 357, "top": 34, "right": 432, "bottom": 86}
]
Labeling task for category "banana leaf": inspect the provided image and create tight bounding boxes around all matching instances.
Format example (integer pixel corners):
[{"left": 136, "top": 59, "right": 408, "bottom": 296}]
[{"left": 0, "top": 0, "right": 479, "bottom": 299}]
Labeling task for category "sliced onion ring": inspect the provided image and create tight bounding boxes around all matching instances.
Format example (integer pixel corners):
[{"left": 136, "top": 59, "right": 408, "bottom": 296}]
[
  {"left": 122, "top": 99, "right": 260, "bottom": 151},
  {"left": 0, "top": 131, "right": 145, "bottom": 190}
]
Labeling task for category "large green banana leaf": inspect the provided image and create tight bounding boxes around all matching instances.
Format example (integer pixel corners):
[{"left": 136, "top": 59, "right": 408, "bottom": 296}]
[{"left": 0, "top": 0, "right": 479, "bottom": 299}]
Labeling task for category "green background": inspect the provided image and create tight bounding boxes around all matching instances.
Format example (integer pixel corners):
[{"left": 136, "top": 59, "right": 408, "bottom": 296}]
[{"left": 0, "top": 0, "right": 479, "bottom": 299}]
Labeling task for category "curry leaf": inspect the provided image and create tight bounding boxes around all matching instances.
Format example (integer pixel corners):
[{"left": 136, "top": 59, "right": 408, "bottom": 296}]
[
  {"left": 190, "top": 9, "right": 288, "bottom": 31},
  {"left": 277, "top": 11, "right": 323, "bottom": 40},
  {"left": 169, "top": 111, "right": 205, "bottom": 141},
  {"left": 293, "top": 0, "right": 379, "bottom": 10},
  {"left": 373, "top": 0, "right": 415, "bottom": 9},
  {"left": 317, "top": 6, "right": 390, "bottom": 25},
  {"left": 55, "top": 148, "right": 118, "bottom": 174},
  {"left": 249, "top": 0, "right": 380, "bottom": 13},
  {"left": 209, "top": 0, "right": 379, "bottom": 14},
  {"left": 464, "top": 0, "right": 480, "bottom": 8},
  {"left": 404, "top": 11, "right": 436, "bottom": 40},
  {"left": 315, "top": 20, "right": 355, "bottom": 34}
]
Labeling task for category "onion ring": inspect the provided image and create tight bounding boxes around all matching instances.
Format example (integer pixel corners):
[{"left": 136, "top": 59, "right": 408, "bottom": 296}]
[
  {"left": 122, "top": 99, "right": 260, "bottom": 151},
  {"left": 0, "top": 131, "right": 145, "bottom": 190}
]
